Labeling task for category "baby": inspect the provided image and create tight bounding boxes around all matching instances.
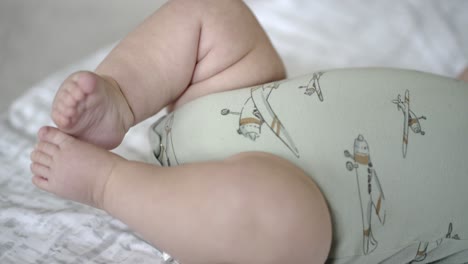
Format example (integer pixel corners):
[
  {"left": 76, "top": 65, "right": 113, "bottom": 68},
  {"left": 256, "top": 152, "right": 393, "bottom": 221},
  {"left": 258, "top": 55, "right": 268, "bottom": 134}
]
[
  {"left": 30, "top": 1, "right": 468, "bottom": 264},
  {"left": 30, "top": 1, "right": 330, "bottom": 263}
]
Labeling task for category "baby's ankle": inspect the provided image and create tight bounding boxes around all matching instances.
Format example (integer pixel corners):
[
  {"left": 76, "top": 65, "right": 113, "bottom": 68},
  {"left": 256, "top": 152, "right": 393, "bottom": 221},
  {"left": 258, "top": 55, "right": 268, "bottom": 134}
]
[{"left": 92, "top": 154, "right": 125, "bottom": 211}]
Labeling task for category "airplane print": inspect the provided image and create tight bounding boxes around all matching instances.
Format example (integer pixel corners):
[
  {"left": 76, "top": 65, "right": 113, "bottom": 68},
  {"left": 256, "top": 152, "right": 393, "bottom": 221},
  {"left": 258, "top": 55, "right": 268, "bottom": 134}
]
[
  {"left": 411, "top": 222, "right": 461, "bottom": 263},
  {"left": 151, "top": 113, "right": 180, "bottom": 166},
  {"left": 392, "top": 90, "right": 426, "bottom": 158},
  {"left": 298, "top": 71, "right": 324, "bottom": 101},
  {"left": 221, "top": 81, "right": 300, "bottom": 157},
  {"left": 344, "top": 134, "right": 386, "bottom": 255}
]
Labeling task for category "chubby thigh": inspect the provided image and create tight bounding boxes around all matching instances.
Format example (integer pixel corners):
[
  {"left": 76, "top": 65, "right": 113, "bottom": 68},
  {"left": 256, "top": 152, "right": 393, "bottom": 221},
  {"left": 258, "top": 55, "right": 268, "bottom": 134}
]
[{"left": 150, "top": 68, "right": 468, "bottom": 263}]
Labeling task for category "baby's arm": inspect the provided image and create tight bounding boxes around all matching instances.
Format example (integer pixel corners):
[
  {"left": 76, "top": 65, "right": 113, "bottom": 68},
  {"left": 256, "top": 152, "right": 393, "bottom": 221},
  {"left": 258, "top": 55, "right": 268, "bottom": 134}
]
[{"left": 96, "top": 0, "right": 285, "bottom": 124}]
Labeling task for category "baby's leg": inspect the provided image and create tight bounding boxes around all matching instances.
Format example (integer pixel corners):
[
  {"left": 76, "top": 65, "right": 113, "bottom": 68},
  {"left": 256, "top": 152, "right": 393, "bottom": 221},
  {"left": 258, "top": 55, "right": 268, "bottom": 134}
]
[
  {"left": 52, "top": 0, "right": 285, "bottom": 149},
  {"left": 31, "top": 127, "right": 331, "bottom": 264}
]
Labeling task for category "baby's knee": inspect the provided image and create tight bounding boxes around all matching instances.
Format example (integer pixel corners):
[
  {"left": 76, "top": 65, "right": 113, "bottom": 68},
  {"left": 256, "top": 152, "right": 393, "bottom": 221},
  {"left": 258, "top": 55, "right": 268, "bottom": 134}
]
[
  {"left": 168, "top": 0, "right": 285, "bottom": 107},
  {"left": 223, "top": 152, "right": 332, "bottom": 263}
]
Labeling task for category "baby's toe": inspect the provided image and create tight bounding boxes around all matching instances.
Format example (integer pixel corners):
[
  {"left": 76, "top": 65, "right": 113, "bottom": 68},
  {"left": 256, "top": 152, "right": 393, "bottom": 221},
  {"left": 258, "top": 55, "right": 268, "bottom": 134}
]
[
  {"left": 62, "top": 88, "right": 80, "bottom": 107},
  {"left": 51, "top": 110, "right": 71, "bottom": 128},
  {"left": 56, "top": 100, "right": 77, "bottom": 117},
  {"left": 70, "top": 85, "right": 86, "bottom": 101},
  {"left": 52, "top": 90, "right": 76, "bottom": 128},
  {"left": 30, "top": 149, "right": 53, "bottom": 167},
  {"left": 30, "top": 162, "right": 50, "bottom": 179},
  {"left": 31, "top": 173, "right": 50, "bottom": 191},
  {"left": 38, "top": 126, "right": 74, "bottom": 146},
  {"left": 55, "top": 82, "right": 78, "bottom": 107},
  {"left": 63, "top": 78, "right": 87, "bottom": 103},
  {"left": 72, "top": 71, "right": 98, "bottom": 94}
]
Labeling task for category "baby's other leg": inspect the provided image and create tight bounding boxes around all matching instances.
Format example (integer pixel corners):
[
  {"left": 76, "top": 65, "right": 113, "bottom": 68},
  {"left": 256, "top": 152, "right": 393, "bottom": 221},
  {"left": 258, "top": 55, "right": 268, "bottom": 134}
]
[
  {"left": 98, "top": 0, "right": 286, "bottom": 116},
  {"left": 31, "top": 127, "right": 331, "bottom": 264},
  {"left": 104, "top": 152, "right": 332, "bottom": 264},
  {"left": 52, "top": 0, "right": 285, "bottom": 149}
]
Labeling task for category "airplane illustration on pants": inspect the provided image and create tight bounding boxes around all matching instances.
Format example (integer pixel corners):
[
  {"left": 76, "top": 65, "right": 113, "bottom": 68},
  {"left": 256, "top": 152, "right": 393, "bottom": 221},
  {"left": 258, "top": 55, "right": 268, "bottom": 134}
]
[
  {"left": 298, "top": 71, "right": 324, "bottom": 101},
  {"left": 344, "top": 134, "right": 386, "bottom": 255},
  {"left": 221, "top": 81, "right": 300, "bottom": 157},
  {"left": 392, "top": 90, "right": 426, "bottom": 158}
]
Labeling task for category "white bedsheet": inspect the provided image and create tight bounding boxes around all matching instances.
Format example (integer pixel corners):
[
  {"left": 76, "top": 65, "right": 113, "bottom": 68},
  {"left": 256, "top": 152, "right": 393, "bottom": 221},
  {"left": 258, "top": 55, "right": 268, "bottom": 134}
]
[
  {"left": 0, "top": 116, "right": 167, "bottom": 264},
  {"left": 1, "top": 1, "right": 467, "bottom": 263}
]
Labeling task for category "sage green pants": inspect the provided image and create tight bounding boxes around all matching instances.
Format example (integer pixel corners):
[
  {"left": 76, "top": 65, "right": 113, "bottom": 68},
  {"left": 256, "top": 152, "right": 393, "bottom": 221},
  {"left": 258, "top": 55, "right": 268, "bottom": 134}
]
[{"left": 150, "top": 68, "right": 468, "bottom": 264}]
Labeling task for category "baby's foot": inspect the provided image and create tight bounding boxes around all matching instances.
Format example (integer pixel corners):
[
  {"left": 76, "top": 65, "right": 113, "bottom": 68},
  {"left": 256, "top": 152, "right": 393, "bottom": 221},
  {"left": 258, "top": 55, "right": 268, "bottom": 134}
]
[
  {"left": 30, "top": 126, "right": 124, "bottom": 208},
  {"left": 52, "top": 71, "right": 134, "bottom": 149}
]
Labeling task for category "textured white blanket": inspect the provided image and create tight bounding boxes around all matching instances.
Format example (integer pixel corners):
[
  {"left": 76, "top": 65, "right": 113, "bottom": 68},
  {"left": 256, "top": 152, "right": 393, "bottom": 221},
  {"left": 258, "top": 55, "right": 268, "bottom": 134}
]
[{"left": 2, "top": 1, "right": 467, "bottom": 263}]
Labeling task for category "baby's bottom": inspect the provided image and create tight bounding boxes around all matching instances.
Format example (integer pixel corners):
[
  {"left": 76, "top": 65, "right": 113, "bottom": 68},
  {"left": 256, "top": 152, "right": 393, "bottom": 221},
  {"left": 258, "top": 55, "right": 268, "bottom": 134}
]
[{"left": 150, "top": 68, "right": 468, "bottom": 263}]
